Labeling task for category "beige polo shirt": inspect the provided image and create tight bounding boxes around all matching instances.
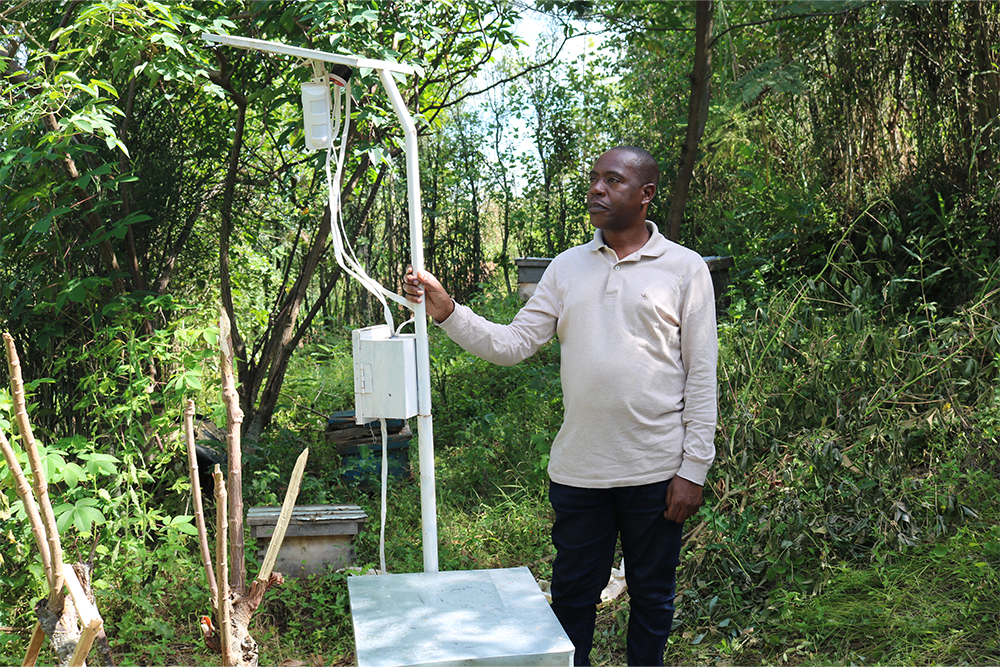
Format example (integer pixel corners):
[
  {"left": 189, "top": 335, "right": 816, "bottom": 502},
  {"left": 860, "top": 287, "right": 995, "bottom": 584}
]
[{"left": 439, "top": 222, "right": 718, "bottom": 488}]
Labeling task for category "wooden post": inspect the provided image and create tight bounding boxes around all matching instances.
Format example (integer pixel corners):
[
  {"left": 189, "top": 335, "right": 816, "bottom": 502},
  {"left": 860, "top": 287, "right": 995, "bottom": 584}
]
[
  {"left": 214, "top": 466, "right": 235, "bottom": 667},
  {"left": 20, "top": 624, "right": 45, "bottom": 667},
  {"left": 219, "top": 309, "right": 246, "bottom": 594},
  {"left": 64, "top": 566, "right": 103, "bottom": 667},
  {"left": 184, "top": 399, "right": 219, "bottom": 613}
]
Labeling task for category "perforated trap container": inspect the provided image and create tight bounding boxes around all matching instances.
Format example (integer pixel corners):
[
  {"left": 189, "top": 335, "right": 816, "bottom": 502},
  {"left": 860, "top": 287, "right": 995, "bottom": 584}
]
[{"left": 348, "top": 566, "right": 574, "bottom": 666}]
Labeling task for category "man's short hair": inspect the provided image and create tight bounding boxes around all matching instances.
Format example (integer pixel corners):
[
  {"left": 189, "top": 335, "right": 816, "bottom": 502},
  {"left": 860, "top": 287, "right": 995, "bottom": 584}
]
[{"left": 610, "top": 146, "right": 660, "bottom": 188}]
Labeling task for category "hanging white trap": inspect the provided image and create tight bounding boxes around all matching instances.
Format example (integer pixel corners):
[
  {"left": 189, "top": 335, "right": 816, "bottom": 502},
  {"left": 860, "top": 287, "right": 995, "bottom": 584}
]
[
  {"left": 201, "top": 33, "right": 575, "bottom": 667},
  {"left": 201, "top": 32, "right": 437, "bottom": 572}
]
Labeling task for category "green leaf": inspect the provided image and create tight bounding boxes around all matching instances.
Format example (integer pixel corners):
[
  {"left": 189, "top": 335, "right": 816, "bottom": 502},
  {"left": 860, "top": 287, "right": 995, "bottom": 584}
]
[
  {"left": 73, "top": 505, "right": 106, "bottom": 534},
  {"left": 62, "top": 462, "right": 88, "bottom": 488},
  {"left": 82, "top": 452, "right": 119, "bottom": 477},
  {"left": 168, "top": 515, "right": 199, "bottom": 536}
]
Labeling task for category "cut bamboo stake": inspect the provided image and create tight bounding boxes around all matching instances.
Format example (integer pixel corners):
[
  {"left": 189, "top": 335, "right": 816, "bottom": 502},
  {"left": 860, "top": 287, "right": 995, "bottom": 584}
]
[
  {"left": 254, "top": 448, "right": 309, "bottom": 586},
  {"left": 3, "top": 333, "right": 63, "bottom": 596},
  {"left": 0, "top": 429, "right": 52, "bottom": 578},
  {"left": 20, "top": 623, "right": 44, "bottom": 667},
  {"left": 184, "top": 399, "right": 219, "bottom": 613},
  {"left": 64, "top": 565, "right": 103, "bottom": 667},
  {"left": 3, "top": 333, "right": 108, "bottom": 667},
  {"left": 219, "top": 309, "right": 246, "bottom": 594},
  {"left": 214, "top": 466, "right": 235, "bottom": 667}
]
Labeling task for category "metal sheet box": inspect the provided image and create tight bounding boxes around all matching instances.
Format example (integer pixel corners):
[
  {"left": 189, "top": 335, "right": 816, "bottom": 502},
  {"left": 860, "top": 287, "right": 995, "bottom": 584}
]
[
  {"left": 348, "top": 567, "right": 574, "bottom": 666},
  {"left": 352, "top": 325, "right": 418, "bottom": 423}
]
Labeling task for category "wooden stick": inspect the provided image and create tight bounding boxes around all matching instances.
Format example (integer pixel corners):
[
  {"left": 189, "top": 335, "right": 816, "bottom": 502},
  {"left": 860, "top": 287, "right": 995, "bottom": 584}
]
[
  {"left": 219, "top": 309, "right": 246, "bottom": 594},
  {"left": 0, "top": 429, "right": 52, "bottom": 581},
  {"left": 3, "top": 333, "right": 64, "bottom": 597},
  {"left": 255, "top": 448, "right": 309, "bottom": 585},
  {"left": 184, "top": 399, "right": 218, "bottom": 613},
  {"left": 214, "top": 466, "right": 235, "bottom": 667},
  {"left": 20, "top": 622, "right": 45, "bottom": 667},
  {"left": 64, "top": 565, "right": 103, "bottom": 667}
]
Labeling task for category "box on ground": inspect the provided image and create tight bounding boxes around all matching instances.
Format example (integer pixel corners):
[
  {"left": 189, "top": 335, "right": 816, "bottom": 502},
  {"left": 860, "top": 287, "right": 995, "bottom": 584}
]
[
  {"left": 327, "top": 410, "right": 412, "bottom": 484},
  {"left": 348, "top": 567, "right": 575, "bottom": 667},
  {"left": 247, "top": 504, "right": 367, "bottom": 578}
]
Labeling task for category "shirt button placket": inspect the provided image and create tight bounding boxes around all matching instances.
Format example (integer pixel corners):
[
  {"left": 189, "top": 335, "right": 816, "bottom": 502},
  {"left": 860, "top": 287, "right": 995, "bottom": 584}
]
[{"left": 607, "top": 261, "right": 622, "bottom": 297}]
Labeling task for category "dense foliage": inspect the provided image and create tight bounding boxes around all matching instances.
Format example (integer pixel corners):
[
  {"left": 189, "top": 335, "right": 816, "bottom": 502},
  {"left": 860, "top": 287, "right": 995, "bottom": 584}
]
[{"left": 1, "top": 0, "right": 998, "bottom": 665}]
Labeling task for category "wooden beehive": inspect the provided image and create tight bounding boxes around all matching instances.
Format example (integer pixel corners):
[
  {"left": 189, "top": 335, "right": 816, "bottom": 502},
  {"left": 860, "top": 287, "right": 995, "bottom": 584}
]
[
  {"left": 247, "top": 504, "right": 367, "bottom": 578},
  {"left": 326, "top": 410, "right": 412, "bottom": 484}
]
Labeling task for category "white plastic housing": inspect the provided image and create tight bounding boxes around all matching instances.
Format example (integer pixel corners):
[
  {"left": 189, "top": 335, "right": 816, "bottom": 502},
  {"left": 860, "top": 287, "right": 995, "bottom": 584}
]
[
  {"left": 301, "top": 82, "right": 332, "bottom": 151},
  {"left": 352, "top": 325, "right": 418, "bottom": 423}
]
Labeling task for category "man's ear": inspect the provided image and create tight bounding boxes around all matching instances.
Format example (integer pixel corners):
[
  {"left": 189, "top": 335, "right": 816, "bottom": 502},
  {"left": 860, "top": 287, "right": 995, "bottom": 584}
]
[{"left": 641, "top": 183, "right": 656, "bottom": 207}]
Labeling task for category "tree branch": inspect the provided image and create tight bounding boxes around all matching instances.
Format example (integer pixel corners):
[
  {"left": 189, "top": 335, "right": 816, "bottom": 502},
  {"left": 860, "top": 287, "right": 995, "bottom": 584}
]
[
  {"left": 212, "top": 48, "right": 249, "bottom": 383},
  {"left": 213, "top": 467, "right": 235, "bottom": 667},
  {"left": 219, "top": 308, "right": 246, "bottom": 594},
  {"left": 4, "top": 333, "right": 64, "bottom": 600},
  {"left": 418, "top": 30, "right": 599, "bottom": 119},
  {"left": 0, "top": 428, "right": 52, "bottom": 582},
  {"left": 0, "top": 1, "right": 32, "bottom": 21},
  {"left": 708, "top": 1, "right": 875, "bottom": 50},
  {"left": 184, "top": 399, "right": 218, "bottom": 615}
]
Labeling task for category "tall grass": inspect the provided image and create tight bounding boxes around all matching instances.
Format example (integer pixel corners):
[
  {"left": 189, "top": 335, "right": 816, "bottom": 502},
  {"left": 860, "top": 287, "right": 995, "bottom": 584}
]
[{"left": 2, "top": 250, "right": 997, "bottom": 665}]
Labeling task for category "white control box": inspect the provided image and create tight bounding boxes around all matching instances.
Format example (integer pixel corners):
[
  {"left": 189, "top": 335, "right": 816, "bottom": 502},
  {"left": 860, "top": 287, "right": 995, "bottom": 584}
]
[{"left": 352, "top": 325, "right": 418, "bottom": 423}]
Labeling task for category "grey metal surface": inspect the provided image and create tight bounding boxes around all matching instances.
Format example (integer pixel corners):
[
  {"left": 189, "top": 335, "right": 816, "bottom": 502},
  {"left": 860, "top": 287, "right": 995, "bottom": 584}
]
[{"left": 348, "top": 567, "right": 574, "bottom": 667}]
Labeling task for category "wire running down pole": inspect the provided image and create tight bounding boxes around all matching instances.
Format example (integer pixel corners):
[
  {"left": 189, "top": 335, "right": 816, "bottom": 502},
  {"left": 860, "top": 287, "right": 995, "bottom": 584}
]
[{"left": 201, "top": 33, "right": 439, "bottom": 573}]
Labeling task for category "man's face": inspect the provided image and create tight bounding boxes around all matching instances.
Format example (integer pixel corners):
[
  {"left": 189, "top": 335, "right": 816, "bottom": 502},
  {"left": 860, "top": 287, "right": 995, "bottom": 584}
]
[{"left": 587, "top": 149, "right": 653, "bottom": 233}]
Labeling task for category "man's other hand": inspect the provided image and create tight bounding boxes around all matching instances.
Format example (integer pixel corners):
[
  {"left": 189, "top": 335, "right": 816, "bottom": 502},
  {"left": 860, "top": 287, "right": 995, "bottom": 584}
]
[
  {"left": 403, "top": 266, "right": 455, "bottom": 323},
  {"left": 664, "top": 476, "right": 703, "bottom": 524}
]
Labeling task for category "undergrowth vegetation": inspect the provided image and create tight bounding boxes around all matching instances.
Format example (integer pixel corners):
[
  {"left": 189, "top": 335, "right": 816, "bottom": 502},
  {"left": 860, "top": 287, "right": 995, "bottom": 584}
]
[
  {"left": 2, "top": 209, "right": 999, "bottom": 665},
  {"left": 3, "top": 240, "right": 1000, "bottom": 665}
]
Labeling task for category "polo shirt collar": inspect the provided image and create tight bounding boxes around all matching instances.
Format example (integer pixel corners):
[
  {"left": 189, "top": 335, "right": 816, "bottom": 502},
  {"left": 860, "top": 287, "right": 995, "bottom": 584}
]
[{"left": 588, "top": 221, "right": 670, "bottom": 259}]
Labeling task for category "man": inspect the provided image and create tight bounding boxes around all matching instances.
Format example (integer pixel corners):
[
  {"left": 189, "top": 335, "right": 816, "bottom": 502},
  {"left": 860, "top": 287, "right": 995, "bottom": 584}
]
[{"left": 403, "top": 146, "right": 718, "bottom": 666}]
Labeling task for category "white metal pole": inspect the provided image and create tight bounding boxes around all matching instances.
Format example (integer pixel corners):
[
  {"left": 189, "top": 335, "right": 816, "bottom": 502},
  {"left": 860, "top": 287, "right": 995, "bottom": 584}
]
[{"left": 378, "top": 68, "right": 438, "bottom": 573}]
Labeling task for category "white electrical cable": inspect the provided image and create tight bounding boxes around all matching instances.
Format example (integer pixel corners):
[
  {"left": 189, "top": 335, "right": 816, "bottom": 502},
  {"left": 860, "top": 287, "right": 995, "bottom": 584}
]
[
  {"left": 313, "top": 62, "right": 413, "bottom": 575},
  {"left": 395, "top": 316, "right": 415, "bottom": 336},
  {"left": 379, "top": 417, "right": 389, "bottom": 574},
  {"left": 323, "top": 77, "right": 410, "bottom": 333}
]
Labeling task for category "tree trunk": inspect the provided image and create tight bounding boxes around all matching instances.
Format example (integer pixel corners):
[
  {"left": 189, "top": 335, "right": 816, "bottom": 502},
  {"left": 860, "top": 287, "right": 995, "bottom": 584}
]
[
  {"left": 215, "top": 57, "right": 249, "bottom": 402},
  {"left": 667, "top": 0, "right": 714, "bottom": 242},
  {"left": 242, "top": 155, "right": 379, "bottom": 440}
]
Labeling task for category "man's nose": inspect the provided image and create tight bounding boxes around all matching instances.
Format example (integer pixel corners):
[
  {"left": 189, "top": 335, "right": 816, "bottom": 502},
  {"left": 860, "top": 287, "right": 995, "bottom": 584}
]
[{"left": 588, "top": 178, "right": 604, "bottom": 196}]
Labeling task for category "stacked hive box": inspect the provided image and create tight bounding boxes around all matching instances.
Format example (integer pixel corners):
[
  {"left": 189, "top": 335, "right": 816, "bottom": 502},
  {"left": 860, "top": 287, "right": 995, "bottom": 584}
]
[
  {"left": 247, "top": 504, "right": 367, "bottom": 577},
  {"left": 326, "top": 410, "right": 412, "bottom": 484}
]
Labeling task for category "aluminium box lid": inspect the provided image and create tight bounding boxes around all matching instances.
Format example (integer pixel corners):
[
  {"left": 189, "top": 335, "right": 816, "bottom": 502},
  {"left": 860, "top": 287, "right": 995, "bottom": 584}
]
[{"left": 348, "top": 566, "right": 575, "bottom": 667}]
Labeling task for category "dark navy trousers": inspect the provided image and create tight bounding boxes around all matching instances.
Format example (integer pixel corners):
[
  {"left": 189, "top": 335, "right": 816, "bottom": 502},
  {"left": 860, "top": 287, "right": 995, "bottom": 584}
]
[{"left": 549, "top": 479, "right": 684, "bottom": 666}]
